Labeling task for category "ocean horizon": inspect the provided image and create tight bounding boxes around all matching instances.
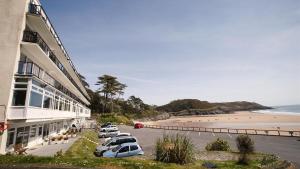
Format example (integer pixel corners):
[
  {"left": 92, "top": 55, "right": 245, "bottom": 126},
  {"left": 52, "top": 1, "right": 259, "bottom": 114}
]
[{"left": 254, "top": 104, "right": 300, "bottom": 116}]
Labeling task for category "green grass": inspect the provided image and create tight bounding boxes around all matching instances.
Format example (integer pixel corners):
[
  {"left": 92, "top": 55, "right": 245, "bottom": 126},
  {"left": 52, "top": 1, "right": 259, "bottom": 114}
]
[
  {"left": 0, "top": 155, "right": 264, "bottom": 169},
  {"left": 64, "top": 130, "right": 99, "bottom": 158}
]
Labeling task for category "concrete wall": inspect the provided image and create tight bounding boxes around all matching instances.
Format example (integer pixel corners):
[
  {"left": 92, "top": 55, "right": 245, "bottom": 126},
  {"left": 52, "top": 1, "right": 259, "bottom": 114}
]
[{"left": 0, "top": 0, "right": 29, "bottom": 154}]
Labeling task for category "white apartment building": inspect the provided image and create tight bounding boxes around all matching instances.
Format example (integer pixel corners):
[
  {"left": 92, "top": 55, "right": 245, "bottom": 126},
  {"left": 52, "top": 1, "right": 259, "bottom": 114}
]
[{"left": 0, "top": 0, "right": 91, "bottom": 153}]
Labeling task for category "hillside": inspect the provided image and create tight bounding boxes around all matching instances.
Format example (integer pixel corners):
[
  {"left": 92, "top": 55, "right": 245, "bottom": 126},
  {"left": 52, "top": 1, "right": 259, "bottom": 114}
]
[{"left": 156, "top": 99, "right": 271, "bottom": 116}]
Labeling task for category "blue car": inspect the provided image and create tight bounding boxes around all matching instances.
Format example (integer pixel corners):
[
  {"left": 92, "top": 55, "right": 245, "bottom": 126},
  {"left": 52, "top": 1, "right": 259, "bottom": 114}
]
[{"left": 103, "top": 142, "right": 144, "bottom": 158}]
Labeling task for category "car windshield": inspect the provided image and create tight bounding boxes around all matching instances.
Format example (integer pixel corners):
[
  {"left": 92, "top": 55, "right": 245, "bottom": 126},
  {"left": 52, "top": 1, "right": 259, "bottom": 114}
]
[
  {"left": 102, "top": 139, "right": 112, "bottom": 146},
  {"left": 112, "top": 145, "right": 122, "bottom": 152}
]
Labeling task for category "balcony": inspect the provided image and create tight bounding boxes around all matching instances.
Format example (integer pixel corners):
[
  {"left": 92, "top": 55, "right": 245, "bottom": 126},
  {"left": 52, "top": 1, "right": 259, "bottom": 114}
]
[
  {"left": 21, "top": 31, "right": 89, "bottom": 105},
  {"left": 26, "top": 3, "right": 90, "bottom": 101},
  {"left": 8, "top": 107, "right": 77, "bottom": 121}
]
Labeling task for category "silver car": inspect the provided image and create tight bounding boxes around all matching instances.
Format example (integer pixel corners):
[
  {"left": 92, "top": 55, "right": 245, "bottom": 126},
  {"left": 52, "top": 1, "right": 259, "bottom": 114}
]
[
  {"left": 104, "top": 132, "right": 131, "bottom": 142},
  {"left": 94, "top": 136, "right": 137, "bottom": 156},
  {"left": 98, "top": 129, "right": 120, "bottom": 138},
  {"left": 103, "top": 142, "right": 144, "bottom": 158}
]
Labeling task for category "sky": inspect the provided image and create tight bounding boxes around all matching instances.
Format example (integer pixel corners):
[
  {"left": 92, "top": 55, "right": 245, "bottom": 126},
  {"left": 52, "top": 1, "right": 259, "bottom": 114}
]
[{"left": 41, "top": 0, "right": 300, "bottom": 106}]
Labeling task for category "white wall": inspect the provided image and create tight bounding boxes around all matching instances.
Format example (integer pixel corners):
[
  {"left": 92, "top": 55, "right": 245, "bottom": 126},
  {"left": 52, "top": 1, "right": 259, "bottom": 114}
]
[{"left": 0, "top": 0, "right": 29, "bottom": 154}]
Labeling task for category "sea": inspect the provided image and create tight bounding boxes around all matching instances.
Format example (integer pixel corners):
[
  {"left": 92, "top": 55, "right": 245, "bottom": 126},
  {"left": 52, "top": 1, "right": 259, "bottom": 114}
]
[{"left": 255, "top": 104, "right": 300, "bottom": 116}]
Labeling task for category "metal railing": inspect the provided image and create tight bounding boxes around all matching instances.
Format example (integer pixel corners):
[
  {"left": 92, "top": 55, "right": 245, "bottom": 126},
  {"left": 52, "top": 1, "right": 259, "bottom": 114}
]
[
  {"left": 23, "top": 31, "right": 50, "bottom": 55},
  {"left": 143, "top": 124, "right": 300, "bottom": 137},
  {"left": 17, "top": 61, "right": 43, "bottom": 79}
]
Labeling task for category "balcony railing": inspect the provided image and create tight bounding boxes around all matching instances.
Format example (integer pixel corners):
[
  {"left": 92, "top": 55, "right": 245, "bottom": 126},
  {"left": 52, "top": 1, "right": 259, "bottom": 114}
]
[
  {"left": 17, "top": 61, "right": 43, "bottom": 79},
  {"left": 23, "top": 31, "right": 50, "bottom": 55},
  {"left": 28, "top": 3, "right": 87, "bottom": 99}
]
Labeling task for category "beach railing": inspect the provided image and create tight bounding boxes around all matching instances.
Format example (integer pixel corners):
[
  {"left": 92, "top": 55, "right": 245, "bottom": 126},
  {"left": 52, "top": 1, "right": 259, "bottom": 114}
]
[{"left": 143, "top": 124, "right": 300, "bottom": 137}]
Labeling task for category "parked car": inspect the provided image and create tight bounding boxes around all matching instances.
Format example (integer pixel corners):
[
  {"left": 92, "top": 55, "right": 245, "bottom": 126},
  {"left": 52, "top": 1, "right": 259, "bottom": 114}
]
[
  {"left": 94, "top": 136, "right": 137, "bottom": 157},
  {"left": 104, "top": 132, "right": 131, "bottom": 142},
  {"left": 98, "top": 129, "right": 120, "bottom": 138},
  {"left": 101, "top": 125, "right": 118, "bottom": 131},
  {"left": 100, "top": 122, "right": 112, "bottom": 128},
  {"left": 134, "top": 123, "right": 144, "bottom": 129},
  {"left": 103, "top": 142, "right": 144, "bottom": 158}
]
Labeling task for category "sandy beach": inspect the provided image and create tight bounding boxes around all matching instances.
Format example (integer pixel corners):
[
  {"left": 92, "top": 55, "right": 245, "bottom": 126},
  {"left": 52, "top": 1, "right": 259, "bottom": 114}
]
[{"left": 143, "top": 111, "right": 300, "bottom": 131}]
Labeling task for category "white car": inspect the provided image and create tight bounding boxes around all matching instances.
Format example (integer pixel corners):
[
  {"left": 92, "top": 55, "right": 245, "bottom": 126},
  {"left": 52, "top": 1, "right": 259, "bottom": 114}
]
[
  {"left": 94, "top": 136, "right": 137, "bottom": 157},
  {"left": 104, "top": 132, "right": 131, "bottom": 142},
  {"left": 100, "top": 125, "right": 118, "bottom": 131},
  {"left": 98, "top": 130, "right": 120, "bottom": 138},
  {"left": 103, "top": 142, "right": 144, "bottom": 158}
]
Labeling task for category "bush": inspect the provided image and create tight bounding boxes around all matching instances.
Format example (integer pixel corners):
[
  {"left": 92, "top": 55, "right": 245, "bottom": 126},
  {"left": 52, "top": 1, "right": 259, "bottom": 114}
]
[
  {"left": 155, "top": 134, "right": 194, "bottom": 164},
  {"left": 97, "top": 114, "right": 133, "bottom": 125},
  {"left": 205, "top": 138, "right": 230, "bottom": 151},
  {"left": 236, "top": 134, "right": 254, "bottom": 165}
]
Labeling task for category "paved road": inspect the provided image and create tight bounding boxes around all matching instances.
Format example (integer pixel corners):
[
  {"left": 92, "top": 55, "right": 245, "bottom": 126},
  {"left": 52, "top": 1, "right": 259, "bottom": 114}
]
[{"left": 118, "top": 125, "right": 300, "bottom": 167}]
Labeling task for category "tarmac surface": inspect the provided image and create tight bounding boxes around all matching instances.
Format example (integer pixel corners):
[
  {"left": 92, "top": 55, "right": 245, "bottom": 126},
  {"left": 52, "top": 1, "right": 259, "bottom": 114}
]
[{"left": 118, "top": 125, "right": 300, "bottom": 167}]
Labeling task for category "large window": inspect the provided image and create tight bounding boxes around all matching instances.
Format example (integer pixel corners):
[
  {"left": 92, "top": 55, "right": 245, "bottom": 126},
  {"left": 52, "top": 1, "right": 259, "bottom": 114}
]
[
  {"left": 54, "top": 96, "right": 59, "bottom": 110},
  {"left": 29, "top": 91, "right": 43, "bottom": 107},
  {"left": 12, "top": 90, "right": 27, "bottom": 106},
  {"left": 12, "top": 78, "right": 28, "bottom": 106},
  {"left": 16, "top": 126, "right": 30, "bottom": 147},
  {"left": 43, "top": 95, "right": 52, "bottom": 109},
  {"left": 30, "top": 125, "right": 37, "bottom": 138},
  {"left": 29, "top": 84, "right": 43, "bottom": 107},
  {"left": 43, "top": 90, "right": 54, "bottom": 109},
  {"left": 6, "top": 128, "right": 15, "bottom": 147}
]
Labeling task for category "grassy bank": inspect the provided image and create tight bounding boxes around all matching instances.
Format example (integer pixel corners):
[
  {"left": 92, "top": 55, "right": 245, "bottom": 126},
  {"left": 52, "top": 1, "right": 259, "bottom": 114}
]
[
  {"left": 64, "top": 130, "right": 98, "bottom": 158},
  {"left": 96, "top": 114, "right": 133, "bottom": 125},
  {"left": 0, "top": 155, "right": 265, "bottom": 169},
  {"left": 0, "top": 130, "right": 292, "bottom": 169}
]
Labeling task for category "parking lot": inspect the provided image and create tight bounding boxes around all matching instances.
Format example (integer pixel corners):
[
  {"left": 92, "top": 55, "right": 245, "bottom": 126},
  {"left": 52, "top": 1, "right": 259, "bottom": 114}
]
[{"left": 116, "top": 125, "right": 300, "bottom": 167}]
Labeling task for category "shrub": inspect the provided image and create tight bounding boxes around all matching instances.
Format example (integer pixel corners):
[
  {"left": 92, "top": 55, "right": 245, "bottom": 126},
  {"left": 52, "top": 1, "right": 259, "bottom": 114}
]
[
  {"left": 54, "top": 149, "right": 63, "bottom": 157},
  {"left": 155, "top": 134, "right": 194, "bottom": 164},
  {"left": 97, "top": 114, "right": 133, "bottom": 125},
  {"left": 236, "top": 135, "right": 254, "bottom": 154},
  {"left": 236, "top": 134, "right": 254, "bottom": 165},
  {"left": 205, "top": 138, "right": 230, "bottom": 151}
]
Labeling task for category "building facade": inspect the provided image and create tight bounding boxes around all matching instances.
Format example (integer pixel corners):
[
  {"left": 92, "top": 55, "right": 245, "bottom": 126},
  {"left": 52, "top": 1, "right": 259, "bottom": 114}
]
[{"left": 0, "top": 0, "right": 91, "bottom": 153}]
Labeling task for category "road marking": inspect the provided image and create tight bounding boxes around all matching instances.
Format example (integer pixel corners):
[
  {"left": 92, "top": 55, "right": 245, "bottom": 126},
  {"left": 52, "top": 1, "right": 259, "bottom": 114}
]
[
  {"left": 212, "top": 132, "right": 215, "bottom": 137},
  {"left": 198, "top": 132, "right": 201, "bottom": 136},
  {"left": 227, "top": 133, "right": 232, "bottom": 138}
]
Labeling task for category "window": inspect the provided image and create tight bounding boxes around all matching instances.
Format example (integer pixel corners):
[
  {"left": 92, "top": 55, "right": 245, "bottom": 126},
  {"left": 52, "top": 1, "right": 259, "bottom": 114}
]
[
  {"left": 118, "top": 146, "right": 129, "bottom": 153},
  {"left": 30, "top": 125, "right": 37, "bottom": 138},
  {"left": 6, "top": 128, "right": 15, "bottom": 147},
  {"left": 12, "top": 90, "right": 27, "bottom": 106},
  {"left": 12, "top": 78, "right": 28, "bottom": 106},
  {"left": 54, "top": 96, "right": 59, "bottom": 110},
  {"left": 16, "top": 126, "right": 29, "bottom": 147},
  {"left": 38, "top": 126, "right": 43, "bottom": 136},
  {"left": 29, "top": 91, "right": 42, "bottom": 107},
  {"left": 112, "top": 145, "right": 122, "bottom": 152},
  {"left": 43, "top": 95, "right": 52, "bottom": 109},
  {"left": 130, "top": 145, "right": 138, "bottom": 151},
  {"left": 59, "top": 98, "right": 64, "bottom": 111}
]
